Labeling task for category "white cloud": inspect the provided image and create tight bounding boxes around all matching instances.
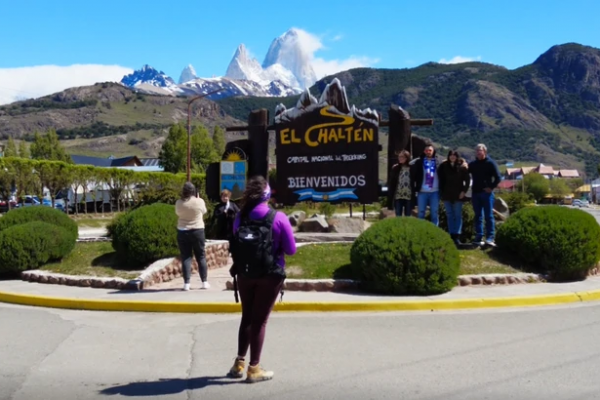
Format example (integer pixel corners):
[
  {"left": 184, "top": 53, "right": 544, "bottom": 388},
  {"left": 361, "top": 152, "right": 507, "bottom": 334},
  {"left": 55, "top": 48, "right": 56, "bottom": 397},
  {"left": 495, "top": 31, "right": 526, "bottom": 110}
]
[
  {"left": 332, "top": 34, "right": 344, "bottom": 42},
  {"left": 290, "top": 27, "right": 378, "bottom": 79},
  {"left": 0, "top": 64, "right": 133, "bottom": 105},
  {"left": 438, "top": 55, "right": 482, "bottom": 64}
]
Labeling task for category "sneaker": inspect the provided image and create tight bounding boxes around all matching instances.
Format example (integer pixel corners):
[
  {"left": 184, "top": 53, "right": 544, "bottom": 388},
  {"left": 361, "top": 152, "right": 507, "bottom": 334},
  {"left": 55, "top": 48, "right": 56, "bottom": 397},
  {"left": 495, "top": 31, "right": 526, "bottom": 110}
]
[
  {"left": 227, "top": 357, "right": 245, "bottom": 379},
  {"left": 201, "top": 281, "right": 210, "bottom": 290},
  {"left": 246, "top": 364, "right": 274, "bottom": 383},
  {"left": 472, "top": 240, "right": 485, "bottom": 247},
  {"left": 485, "top": 239, "right": 496, "bottom": 247},
  {"left": 183, "top": 283, "right": 190, "bottom": 291}
]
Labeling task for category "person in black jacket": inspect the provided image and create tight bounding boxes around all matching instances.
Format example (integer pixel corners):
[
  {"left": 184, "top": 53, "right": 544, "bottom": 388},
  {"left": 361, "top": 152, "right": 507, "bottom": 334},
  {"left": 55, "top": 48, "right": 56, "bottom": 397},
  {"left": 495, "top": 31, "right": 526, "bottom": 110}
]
[
  {"left": 468, "top": 144, "right": 501, "bottom": 246},
  {"left": 410, "top": 143, "right": 440, "bottom": 226},
  {"left": 438, "top": 150, "right": 471, "bottom": 245},
  {"left": 212, "top": 189, "right": 240, "bottom": 241},
  {"left": 387, "top": 150, "right": 413, "bottom": 216}
]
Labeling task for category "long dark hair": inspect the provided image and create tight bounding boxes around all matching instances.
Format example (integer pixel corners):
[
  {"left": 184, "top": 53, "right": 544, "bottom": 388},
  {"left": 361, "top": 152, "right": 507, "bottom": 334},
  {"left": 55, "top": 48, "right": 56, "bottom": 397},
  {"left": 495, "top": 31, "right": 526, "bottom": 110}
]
[
  {"left": 446, "top": 150, "right": 464, "bottom": 168},
  {"left": 181, "top": 182, "right": 196, "bottom": 200},
  {"left": 240, "top": 175, "right": 268, "bottom": 218}
]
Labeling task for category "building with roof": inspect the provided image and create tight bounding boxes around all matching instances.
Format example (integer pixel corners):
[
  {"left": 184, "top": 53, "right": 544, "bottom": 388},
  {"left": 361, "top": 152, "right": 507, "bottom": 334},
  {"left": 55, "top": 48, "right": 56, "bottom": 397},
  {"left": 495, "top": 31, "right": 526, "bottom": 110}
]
[
  {"left": 504, "top": 163, "right": 580, "bottom": 180},
  {"left": 71, "top": 155, "right": 143, "bottom": 168}
]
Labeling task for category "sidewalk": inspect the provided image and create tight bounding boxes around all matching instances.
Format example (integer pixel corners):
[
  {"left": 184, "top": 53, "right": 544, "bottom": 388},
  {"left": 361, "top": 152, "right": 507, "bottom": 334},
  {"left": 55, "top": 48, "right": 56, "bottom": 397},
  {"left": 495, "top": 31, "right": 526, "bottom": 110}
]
[{"left": 2, "top": 272, "right": 600, "bottom": 313}]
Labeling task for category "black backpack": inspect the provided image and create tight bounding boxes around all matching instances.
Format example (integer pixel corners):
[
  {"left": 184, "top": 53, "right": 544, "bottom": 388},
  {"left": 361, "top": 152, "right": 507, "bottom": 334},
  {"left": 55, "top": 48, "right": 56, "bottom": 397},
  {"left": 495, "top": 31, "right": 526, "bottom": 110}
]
[{"left": 229, "top": 208, "right": 285, "bottom": 302}]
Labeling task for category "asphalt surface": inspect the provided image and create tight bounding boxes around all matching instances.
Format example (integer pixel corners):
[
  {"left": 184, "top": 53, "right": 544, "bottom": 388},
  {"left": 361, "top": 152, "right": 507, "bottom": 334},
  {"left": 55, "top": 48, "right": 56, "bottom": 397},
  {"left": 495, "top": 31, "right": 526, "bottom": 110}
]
[{"left": 2, "top": 302, "right": 600, "bottom": 400}]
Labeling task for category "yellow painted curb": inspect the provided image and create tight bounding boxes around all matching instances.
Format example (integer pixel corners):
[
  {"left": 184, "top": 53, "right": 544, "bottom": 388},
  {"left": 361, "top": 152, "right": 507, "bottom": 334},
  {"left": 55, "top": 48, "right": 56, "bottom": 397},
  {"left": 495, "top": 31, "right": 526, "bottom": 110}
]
[{"left": 1, "top": 289, "right": 600, "bottom": 313}]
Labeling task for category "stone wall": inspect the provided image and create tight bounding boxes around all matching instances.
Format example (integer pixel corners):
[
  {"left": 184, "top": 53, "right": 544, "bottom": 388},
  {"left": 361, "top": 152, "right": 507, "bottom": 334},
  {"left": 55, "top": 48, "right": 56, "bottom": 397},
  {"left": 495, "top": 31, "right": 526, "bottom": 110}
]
[{"left": 21, "top": 240, "right": 230, "bottom": 291}]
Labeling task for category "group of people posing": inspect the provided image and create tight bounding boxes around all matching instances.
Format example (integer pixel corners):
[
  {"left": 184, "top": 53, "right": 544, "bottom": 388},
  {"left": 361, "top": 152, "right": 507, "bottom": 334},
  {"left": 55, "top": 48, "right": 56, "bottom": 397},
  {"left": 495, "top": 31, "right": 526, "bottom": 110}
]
[{"left": 388, "top": 143, "right": 502, "bottom": 246}]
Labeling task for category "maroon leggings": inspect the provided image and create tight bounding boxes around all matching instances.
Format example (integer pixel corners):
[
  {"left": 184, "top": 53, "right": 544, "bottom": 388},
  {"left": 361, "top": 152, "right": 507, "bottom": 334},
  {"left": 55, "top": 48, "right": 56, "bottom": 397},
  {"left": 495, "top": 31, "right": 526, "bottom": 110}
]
[{"left": 237, "top": 275, "right": 284, "bottom": 366}]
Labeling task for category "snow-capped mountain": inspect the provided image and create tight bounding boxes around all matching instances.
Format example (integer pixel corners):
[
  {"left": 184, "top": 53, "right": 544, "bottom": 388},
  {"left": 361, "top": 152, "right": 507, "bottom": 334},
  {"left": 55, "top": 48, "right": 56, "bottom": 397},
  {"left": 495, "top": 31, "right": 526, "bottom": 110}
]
[
  {"left": 120, "top": 28, "right": 319, "bottom": 100},
  {"left": 178, "top": 64, "right": 197, "bottom": 84},
  {"left": 262, "top": 28, "right": 317, "bottom": 89},
  {"left": 225, "top": 45, "right": 266, "bottom": 83},
  {"left": 179, "top": 77, "right": 301, "bottom": 99},
  {"left": 121, "top": 65, "right": 301, "bottom": 100},
  {"left": 121, "top": 65, "right": 180, "bottom": 91},
  {"left": 224, "top": 29, "right": 318, "bottom": 90}
]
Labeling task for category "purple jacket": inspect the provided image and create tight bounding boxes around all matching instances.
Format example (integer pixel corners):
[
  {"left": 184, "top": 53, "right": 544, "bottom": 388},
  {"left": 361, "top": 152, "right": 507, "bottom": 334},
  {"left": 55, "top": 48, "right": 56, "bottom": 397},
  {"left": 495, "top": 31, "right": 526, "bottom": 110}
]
[{"left": 233, "top": 202, "right": 297, "bottom": 267}]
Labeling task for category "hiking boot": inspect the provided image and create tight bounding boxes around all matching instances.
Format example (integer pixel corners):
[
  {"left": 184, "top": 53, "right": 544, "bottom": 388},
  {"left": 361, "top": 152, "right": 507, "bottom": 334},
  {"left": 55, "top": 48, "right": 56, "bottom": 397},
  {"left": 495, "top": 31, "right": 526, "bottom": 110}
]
[
  {"left": 227, "top": 357, "right": 245, "bottom": 379},
  {"left": 246, "top": 364, "right": 274, "bottom": 383}
]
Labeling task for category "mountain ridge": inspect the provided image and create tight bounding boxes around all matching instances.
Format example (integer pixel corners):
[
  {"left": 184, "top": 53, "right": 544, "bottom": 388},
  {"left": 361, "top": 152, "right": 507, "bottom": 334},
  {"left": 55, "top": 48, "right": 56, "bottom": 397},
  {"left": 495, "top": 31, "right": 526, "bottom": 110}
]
[{"left": 217, "top": 42, "right": 600, "bottom": 175}]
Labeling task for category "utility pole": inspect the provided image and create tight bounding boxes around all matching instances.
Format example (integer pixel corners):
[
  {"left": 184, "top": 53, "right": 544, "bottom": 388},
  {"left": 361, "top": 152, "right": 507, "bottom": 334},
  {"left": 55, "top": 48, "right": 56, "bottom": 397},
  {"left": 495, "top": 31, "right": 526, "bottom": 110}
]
[{"left": 186, "top": 89, "right": 225, "bottom": 181}]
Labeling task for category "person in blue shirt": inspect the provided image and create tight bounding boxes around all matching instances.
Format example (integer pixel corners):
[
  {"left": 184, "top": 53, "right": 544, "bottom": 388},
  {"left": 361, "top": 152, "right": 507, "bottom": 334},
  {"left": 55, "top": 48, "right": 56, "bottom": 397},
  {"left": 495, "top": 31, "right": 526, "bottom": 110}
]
[
  {"left": 468, "top": 144, "right": 501, "bottom": 246},
  {"left": 410, "top": 143, "right": 440, "bottom": 226}
]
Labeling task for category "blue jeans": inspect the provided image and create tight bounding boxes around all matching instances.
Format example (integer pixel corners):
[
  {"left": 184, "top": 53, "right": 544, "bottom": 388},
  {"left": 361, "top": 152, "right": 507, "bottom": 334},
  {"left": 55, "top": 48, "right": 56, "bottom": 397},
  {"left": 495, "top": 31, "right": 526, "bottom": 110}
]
[
  {"left": 417, "top": 191, "right": 439, "bottom": 226},
  {"left": 443, "top": 201, "right": 463, "bottom": 235},
  {"left": 472, "top": 192, "right": 495, "bottom": 241},
  {"left": 394, "top": 198, "right": 412, "bottom": 217}
]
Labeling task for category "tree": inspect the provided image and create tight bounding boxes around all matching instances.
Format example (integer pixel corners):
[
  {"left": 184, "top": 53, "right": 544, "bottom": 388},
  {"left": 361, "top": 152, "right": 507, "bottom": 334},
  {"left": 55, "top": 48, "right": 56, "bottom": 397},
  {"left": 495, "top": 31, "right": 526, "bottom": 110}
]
[
  {"left": 212, "top": 126, "right": 226, "bottom": 158},
  {"left": 523, "top": 172, "right": 549, "bottom": 202},
  {"left": 4, "top": 138, "right": 18, "bottom": 157},
  {"left": 190, "top": 125, "right": 219, "bottom": 172},
  {"left": 158, "top": 124, "right": 187, "bottom": 173},
  {"left": 35, "top": 161, "right": 71, "bottom": 208},
  {"left": 18, "top": 141, "right": 30, "bottom": 159},
  {"left": 30, "top": 129, "right": 71, "bottom": 163},
  {"left": 0, "top": 158, "right": 14, "bottom": 210},
  {"left": 549, "top": 179, "right": 571, "bottom": 197}
]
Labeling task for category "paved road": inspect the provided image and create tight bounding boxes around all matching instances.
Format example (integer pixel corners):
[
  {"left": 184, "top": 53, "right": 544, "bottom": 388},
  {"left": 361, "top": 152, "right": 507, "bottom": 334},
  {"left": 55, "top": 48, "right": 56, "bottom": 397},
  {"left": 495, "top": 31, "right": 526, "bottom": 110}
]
[
  {"left": 2, "top": 303, "right": 600, "bottom": 400},
  {"left": 581, "top": 206, "right": 600, "bottom": 225}
]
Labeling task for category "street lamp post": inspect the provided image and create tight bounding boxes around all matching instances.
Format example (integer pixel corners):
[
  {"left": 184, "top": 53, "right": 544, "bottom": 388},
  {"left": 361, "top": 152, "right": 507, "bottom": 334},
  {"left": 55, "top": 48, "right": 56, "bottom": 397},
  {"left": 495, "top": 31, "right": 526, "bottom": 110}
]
[{"left": 186, "top": 88, "right": 226, "bottom": 181}]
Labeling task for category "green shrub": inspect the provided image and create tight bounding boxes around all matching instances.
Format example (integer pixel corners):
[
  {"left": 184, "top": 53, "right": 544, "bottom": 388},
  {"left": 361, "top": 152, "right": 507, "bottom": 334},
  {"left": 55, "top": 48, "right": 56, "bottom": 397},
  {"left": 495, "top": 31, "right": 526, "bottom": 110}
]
[
  {"left": 497, "top": 192, "right": 533, "bottom": 214},
  {"left": 109, "top": 203, "right": 179, "bottom": 269},
  {"left": 0, "top": 206, "right": 78, "bottom": 240},
  {"left": 496, "top": 206, "right": 600, "bottom": 280},
  {"left": 350, "top": 217, "right": 460, "bottom": 295},
  {"left": 318, "top": 202, "right": 336, "bottom": 218},
  {"left": 0, "top": 222, "right": 76, "bottom": 273}
]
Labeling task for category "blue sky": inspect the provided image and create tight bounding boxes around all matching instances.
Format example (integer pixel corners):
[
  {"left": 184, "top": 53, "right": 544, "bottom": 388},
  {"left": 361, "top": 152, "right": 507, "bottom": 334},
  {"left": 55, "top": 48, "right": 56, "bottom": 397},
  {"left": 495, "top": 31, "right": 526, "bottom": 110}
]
[{"left": 0, "top": 0, "right": 598, "bottom": 104}]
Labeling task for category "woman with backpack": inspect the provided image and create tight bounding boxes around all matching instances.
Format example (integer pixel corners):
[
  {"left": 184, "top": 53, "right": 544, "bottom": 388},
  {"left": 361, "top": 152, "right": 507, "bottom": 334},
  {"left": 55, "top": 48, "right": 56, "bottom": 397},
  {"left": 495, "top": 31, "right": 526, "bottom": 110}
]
[
  {"left": 227, "top": 175, "right": 296, "bottom": 383},
  {"left": 175, "top": 182, "right": 210, "bottom": 291}
]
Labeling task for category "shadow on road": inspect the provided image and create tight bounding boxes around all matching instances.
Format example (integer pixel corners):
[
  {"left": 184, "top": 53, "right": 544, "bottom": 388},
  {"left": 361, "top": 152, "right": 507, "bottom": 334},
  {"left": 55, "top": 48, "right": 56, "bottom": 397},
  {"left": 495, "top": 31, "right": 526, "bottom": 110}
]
[{"left": 99, "top": 376, "right": 239, "bottom": 396}]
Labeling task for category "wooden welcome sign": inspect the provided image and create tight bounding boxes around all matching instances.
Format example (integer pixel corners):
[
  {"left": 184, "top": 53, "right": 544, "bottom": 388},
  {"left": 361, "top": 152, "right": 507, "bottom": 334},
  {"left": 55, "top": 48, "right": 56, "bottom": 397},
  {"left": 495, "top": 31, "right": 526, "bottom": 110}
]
[{"left": 274, "top": 78, "right": 379, "bottom": 205}]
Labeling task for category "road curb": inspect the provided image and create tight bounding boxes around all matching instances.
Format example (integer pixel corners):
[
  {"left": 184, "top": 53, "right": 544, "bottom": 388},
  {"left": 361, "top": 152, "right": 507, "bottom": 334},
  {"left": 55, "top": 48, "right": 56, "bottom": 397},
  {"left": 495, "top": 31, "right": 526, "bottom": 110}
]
[{"left": 1, "top": 289, "right": 599, "bottom": 313}]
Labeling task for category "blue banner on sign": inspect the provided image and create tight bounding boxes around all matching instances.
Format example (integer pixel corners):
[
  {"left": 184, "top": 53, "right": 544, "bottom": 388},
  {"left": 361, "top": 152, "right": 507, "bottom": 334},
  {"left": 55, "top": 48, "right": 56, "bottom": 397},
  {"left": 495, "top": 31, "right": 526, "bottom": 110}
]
[
  {"left": 293, "top": 188, "right": 358, "bottom": 201},
  {"left": 220, "top": 161, "right": 247, "bottom": 200}
]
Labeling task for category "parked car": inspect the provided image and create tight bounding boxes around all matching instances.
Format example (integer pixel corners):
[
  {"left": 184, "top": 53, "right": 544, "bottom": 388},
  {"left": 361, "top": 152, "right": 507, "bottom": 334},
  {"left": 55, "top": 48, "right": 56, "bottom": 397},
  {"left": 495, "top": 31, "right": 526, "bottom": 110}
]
[
  {"left": 572, "top": 199, "right": 590, "bottom": 208},
  {"left": 0, "top": 198, "right": 18, "bottom": 212},
  {"left": 15, "top": 195, "right": 66, "bottom": 212}
]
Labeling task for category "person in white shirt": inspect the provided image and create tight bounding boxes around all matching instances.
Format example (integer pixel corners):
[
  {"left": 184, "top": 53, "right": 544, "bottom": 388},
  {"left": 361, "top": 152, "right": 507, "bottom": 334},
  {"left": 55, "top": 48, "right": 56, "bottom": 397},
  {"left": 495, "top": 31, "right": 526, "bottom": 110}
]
[{"left": 175, "top": 182, "right": 209, "bottom": 291}]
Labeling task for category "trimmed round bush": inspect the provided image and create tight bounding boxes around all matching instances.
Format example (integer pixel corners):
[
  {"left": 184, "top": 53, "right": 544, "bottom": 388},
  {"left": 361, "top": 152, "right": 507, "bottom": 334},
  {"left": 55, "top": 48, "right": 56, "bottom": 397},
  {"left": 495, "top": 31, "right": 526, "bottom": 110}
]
[
  {"left": 109, "top": 203, "right": 179, "bottom": 269},
  {"left": 0, "top": 206, "right": 78, "bottom": 241},
  {"left": 496, "top": 206, "right": 600, "bottom": 280},
  {"left": 0, "top": 221, "right": 76, "bottom": 273},
  {"left": 350, "top": 217, "right": 460, "bottom": 295}
]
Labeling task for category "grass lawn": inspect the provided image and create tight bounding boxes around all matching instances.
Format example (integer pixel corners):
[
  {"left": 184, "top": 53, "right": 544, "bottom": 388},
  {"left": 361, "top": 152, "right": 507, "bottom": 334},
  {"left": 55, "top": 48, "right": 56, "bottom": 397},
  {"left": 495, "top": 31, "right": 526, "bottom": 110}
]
[
  {"left": 285, "top": 243, "right": 523, "bottom": 279},
  {"left": 38, "top": 242, "right": 524, "bottom": 281},
  {"left": 70, "top": 213, "right": 120, "bottom": 228},
  {"left": 41, "top": 242, "right": 139, "bottom": 279}
]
